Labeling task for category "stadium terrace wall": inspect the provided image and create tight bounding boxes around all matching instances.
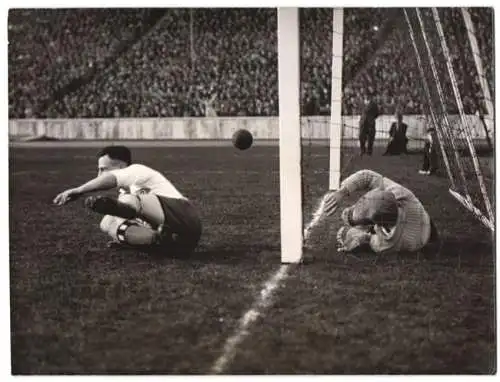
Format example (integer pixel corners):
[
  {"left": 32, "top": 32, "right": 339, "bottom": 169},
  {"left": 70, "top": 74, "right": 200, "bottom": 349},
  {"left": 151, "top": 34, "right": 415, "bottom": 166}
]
[{"left": 9, "top": 115, "right": 492, "bottom": 141}]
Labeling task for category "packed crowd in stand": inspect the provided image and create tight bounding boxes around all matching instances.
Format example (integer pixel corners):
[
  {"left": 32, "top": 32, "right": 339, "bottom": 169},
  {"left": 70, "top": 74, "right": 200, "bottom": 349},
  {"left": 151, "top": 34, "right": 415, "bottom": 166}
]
[{"left": 8, "top": 8, "right": 494, "bottom": 118}]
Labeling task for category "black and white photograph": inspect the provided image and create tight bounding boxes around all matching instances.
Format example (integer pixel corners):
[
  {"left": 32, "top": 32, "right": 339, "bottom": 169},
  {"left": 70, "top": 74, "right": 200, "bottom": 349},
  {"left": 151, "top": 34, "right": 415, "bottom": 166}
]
[{"left": 7, "top": 5, "right": 496, "bottom": 375}]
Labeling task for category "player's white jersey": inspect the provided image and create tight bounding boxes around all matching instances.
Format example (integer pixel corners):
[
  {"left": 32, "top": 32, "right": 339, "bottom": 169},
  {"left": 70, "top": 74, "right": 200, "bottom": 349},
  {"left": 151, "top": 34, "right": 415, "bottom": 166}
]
[{"left": 110, "top": 164, "right": 185, "bottom": 199}]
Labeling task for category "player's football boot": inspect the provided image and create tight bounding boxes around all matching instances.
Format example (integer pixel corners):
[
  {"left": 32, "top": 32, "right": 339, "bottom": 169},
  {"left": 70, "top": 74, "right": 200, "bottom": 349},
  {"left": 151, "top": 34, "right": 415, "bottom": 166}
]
[
  {"left": 107, "top": 240, "right": 126, "bottom": 249},
  {"left": 106, "top": 240, "right": 139, "bottom": 250},
  {"left": 154, "top": 223, "right": 178, "bottom": 246},
  {"left": 85, "top": 195, "right": 137, "bottom": 219}
]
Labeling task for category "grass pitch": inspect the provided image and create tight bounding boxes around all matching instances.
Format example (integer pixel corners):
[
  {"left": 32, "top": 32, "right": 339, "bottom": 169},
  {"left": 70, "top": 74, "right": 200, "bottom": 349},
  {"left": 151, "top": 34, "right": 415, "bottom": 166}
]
[{"left": 9, "top": 142, "right": 495, "bottom": 374}]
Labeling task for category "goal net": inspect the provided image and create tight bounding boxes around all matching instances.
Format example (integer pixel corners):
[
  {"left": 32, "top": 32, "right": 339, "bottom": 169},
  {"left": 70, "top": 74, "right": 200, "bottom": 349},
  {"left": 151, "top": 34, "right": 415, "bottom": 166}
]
[
  {"left": 402, "top": 7, "right": 494, "bottom": 232},
  {"left": 300, "top": 8, "right": 494, "bottom": 249}
]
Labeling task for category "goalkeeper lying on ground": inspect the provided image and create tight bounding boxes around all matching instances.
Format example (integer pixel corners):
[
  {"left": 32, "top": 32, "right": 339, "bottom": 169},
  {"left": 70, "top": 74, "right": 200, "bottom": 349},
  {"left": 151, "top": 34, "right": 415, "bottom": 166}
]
[
  {"left": 305, "top": 169, "right": 440, "bottom": 254},
  {"left": 53, "top": 145, "right": 202, "bottom": 254}
]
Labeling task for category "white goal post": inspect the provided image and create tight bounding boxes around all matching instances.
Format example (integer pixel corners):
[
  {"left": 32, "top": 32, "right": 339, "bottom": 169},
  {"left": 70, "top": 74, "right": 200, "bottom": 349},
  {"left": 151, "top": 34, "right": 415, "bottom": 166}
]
[
  {"left": 278, "top": 8, "right": 344, "bottom": 263},
  {"left": 278, "top": 8, "right": 303, "bottom": 263},
  {"left": 329, "top": 8, "right": 344, "bottom": 191}
]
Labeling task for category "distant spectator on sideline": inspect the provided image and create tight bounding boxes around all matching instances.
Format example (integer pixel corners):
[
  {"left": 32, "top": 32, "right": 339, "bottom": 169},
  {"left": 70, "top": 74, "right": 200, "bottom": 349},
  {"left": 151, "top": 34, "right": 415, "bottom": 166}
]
[
  {"left": 359, "top": 93, "right": 379, "bottom": 156},
  {"left": 384, "top": 111, "right": 408, "bottom": 155},
  {"left": 419, "top": 127, "right": 439, "bottom": 176}
]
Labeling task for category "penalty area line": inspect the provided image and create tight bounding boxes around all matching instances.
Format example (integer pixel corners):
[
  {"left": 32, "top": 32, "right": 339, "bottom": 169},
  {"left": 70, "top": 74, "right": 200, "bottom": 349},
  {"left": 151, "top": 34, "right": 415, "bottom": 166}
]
[{"left": 209, "top": 263, "right": 292, "bottom": 374}]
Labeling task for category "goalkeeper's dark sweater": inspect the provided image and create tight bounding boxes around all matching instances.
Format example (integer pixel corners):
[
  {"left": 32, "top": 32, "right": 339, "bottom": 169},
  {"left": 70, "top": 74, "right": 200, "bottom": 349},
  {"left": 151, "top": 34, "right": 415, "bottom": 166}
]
[{"left": 338, "top": 170, "right": 432, "bottom": 253}]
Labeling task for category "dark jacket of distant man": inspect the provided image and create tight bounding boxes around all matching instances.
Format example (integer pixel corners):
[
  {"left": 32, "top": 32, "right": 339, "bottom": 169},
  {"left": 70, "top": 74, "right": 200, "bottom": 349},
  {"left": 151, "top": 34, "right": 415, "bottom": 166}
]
[
  {"left": 384, "top": 112, "right": 409, "bottom": 155},
  {"left": 359, "top": 98, "right": 379, "bottom": 155}
]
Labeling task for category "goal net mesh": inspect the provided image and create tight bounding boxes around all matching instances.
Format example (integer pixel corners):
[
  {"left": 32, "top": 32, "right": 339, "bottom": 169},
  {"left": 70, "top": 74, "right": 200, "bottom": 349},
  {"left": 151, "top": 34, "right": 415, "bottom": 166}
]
[
  {"left": 301, "top": 8, "right": 494, "bottom": 238},
  {"left": 403, "top": 7, "right": 494, "bottom": 231}
]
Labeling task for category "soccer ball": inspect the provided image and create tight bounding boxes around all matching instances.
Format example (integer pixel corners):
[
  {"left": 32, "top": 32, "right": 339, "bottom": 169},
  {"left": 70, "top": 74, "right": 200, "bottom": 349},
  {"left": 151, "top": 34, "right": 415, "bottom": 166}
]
[{"left": 232, "top": 129, "right": 253, "bottom": 150}]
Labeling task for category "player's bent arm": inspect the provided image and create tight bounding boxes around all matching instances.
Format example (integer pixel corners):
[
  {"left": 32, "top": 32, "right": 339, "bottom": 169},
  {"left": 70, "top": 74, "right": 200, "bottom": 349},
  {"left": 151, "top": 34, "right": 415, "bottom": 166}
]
[
  {"left": 75, "top": 173, "right": 118, "bottom": 195},
  {"left": 323, "top": 170, "right": 385, "bottom": 216},
  {"left": 337, "top": 169, "right": 385, "bottom": 196},
  {"left": 53, "top": 173, "right": 118, "bottom": 205}
]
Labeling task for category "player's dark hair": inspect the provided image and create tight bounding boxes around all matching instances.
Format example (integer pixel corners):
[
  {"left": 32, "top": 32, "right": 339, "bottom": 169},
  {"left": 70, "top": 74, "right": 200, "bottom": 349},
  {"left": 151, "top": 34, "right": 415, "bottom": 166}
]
[{"left": 98, "top": 145, "right": 132, "bottom": 165}]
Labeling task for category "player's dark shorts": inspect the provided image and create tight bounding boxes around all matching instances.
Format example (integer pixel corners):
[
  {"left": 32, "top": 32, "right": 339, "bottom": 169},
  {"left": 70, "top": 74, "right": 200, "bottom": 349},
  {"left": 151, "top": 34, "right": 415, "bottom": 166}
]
[{"left": 157, "top": 196, "right": 202, "bottom": 253}]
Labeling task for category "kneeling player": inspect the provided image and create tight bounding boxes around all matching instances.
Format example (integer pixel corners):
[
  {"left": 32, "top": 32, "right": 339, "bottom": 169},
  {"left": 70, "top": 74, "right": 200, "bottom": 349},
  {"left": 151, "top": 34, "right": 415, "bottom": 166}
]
[
  {"left": 53, "top": 145, "right": 202, "bottom": 254},
  {"left": 305, "top": 169, "right": 439, "bottom": 254}
]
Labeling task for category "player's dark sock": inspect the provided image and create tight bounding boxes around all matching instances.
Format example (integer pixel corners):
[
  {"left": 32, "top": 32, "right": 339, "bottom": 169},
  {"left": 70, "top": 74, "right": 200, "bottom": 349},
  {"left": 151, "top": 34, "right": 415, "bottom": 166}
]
[{"left": 85, "top": 195, "right": 137, "bottom": 219}]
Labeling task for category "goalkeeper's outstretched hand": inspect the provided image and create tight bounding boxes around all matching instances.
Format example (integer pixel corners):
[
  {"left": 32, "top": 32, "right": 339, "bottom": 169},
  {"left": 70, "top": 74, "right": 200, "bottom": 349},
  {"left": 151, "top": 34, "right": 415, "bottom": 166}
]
[{"left": 324, "top": 190, "right": 345, "bottom": 216}]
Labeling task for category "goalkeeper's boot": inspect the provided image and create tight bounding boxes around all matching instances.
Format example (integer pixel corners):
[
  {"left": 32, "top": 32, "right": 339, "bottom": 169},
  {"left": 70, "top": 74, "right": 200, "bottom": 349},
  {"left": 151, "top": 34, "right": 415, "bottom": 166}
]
[{"left": 85, "top": 195, "right": 137, "bottom": 219}]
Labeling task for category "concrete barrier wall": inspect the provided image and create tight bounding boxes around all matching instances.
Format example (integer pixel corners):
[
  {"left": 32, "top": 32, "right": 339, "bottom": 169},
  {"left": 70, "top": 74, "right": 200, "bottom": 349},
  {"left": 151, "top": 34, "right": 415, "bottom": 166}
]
[{"left": 9, "top": 115, "right": 493, "bottom": 141}]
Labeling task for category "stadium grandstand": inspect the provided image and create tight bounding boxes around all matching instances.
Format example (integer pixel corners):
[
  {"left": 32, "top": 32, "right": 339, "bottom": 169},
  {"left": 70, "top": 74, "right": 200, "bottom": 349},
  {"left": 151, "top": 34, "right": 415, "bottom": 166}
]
[{"left": 8, "top": 8, "right": 494, "bottom": 119}]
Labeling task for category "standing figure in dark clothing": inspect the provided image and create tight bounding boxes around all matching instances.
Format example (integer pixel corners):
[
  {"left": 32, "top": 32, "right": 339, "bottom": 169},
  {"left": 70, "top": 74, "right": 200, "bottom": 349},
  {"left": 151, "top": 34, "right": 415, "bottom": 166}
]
[
  {"left": 419, "top": 128, "right": 439, "bottom": 175},
  {"left": 359, "top": 95, "right": 380, "bottom": 155},
  {"left": 384, "top": 112, "right": 409, "bottom": 155}
]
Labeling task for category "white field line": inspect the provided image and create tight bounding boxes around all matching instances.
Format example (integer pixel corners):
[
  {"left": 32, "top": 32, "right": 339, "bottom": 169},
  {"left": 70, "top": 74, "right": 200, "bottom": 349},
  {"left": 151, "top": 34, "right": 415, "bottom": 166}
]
[{"left": 209, "top": 263, "right": 292, "bottom": 374}]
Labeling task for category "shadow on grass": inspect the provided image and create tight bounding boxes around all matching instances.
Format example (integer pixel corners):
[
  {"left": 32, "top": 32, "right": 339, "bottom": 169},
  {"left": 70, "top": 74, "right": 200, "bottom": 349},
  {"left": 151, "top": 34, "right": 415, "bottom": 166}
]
[
  {"left": 305, "top": 234, "right": 494, "bottom": 271},
  {"left": 93, "top": 233, "right": 494, "bottom": 271},
  {"left": 103, "top": 243, "right": 281, "bottom": 265},
  {"left": 179, "top": 244, "right": 280, "bottom": 264}
]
